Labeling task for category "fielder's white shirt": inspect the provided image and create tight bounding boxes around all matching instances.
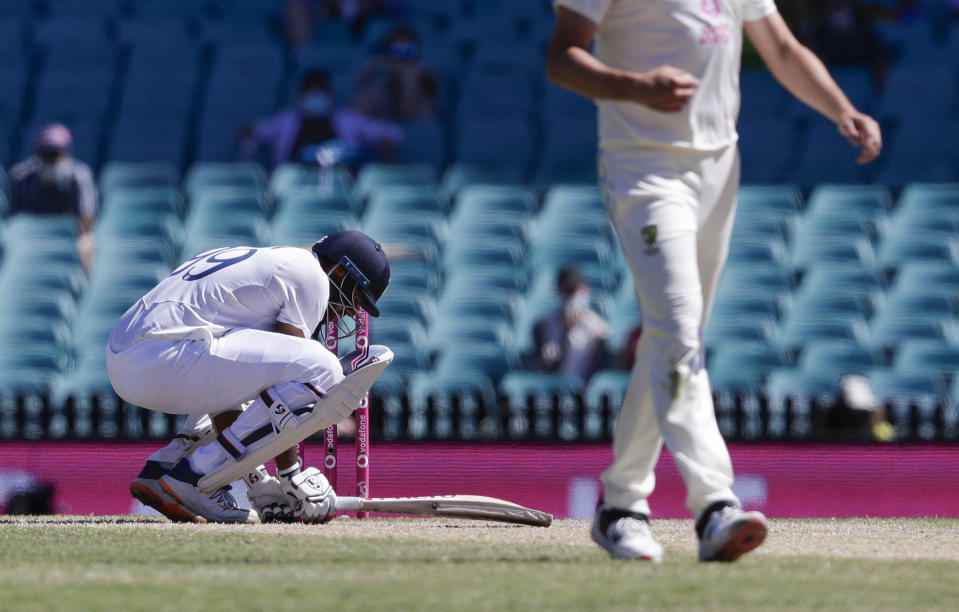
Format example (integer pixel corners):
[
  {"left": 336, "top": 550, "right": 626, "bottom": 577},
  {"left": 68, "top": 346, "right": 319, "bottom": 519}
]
[
  {"left": 554, "top": 0, "right": 777, "bottom": 151},
  {"left": 109, "top": 246, "right": 329, "bottom": 352}
]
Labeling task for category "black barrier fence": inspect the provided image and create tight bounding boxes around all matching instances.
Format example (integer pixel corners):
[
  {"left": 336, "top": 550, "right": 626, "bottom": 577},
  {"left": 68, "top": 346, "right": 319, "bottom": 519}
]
[{"left": 1, "top": 389, "right": 957, "bottom": 443}]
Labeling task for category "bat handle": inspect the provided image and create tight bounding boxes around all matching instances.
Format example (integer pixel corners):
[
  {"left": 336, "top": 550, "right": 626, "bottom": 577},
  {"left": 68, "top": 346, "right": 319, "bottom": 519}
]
[{"left": 335, "top": 496, "right": 362, "bottom": 513}]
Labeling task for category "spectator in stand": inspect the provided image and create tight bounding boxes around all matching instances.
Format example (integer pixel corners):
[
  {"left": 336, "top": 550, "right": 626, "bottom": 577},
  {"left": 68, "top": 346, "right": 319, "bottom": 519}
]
[
  {"left": 532, "top": 264, "right": 610, "bottom": 388},
  {"left": 8, "top": 124, "right": 98, "bottom": 274},
  {"left": 239, "top": 69, "right": 403, "bottom": 170},
  {"left": 797, "top": 0, "right": 890, "bottom": 85},
  {"left": 353, "top": 24, "right": 440, "bottom": 121}
]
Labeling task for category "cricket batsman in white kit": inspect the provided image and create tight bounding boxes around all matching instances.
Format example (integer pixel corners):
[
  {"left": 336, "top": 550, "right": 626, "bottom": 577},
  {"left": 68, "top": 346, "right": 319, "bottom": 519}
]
[
  {"left": 546, "top": 0, "right": 881, "bottom": 561},
  {"left": 107, "top": 230, "right": 391, "bottom": 523}
]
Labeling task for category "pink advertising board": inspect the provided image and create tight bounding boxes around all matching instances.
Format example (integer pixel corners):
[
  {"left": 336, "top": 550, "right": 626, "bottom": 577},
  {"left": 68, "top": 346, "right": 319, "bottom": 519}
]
[{"left": 1, "top": 442, "right": 957, "bottom": 518}]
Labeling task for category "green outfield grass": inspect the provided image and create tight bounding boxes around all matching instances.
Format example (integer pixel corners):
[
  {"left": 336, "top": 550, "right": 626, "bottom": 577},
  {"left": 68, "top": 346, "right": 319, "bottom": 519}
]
[{"left": 1, "top": 517, "right": 957, "bottom": 611}]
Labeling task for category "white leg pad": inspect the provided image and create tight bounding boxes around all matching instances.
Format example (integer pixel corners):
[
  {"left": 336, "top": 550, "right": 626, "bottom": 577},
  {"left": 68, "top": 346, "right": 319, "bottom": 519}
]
[{"left": 197, "top": 345, "right": 393, "bottom": 493}]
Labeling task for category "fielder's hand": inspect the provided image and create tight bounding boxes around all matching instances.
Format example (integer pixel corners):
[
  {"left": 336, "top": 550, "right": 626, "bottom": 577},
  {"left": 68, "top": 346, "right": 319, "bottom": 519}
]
[
  {"left": 280, "top": 466, "right": 337, "bottom": 524},
  {"left": 246, "top": 467, "right": 295, "bottom": 523},
  {"left": 837, "top": 110, "right": 882, "bottom": 164},
  {"left": 634, "top": 65, "right": 700, "bottom": 113}
]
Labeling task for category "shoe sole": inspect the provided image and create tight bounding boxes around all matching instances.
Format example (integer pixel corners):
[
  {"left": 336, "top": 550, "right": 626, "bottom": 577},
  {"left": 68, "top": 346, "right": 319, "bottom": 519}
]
[
  {"left": 160, "top": 478, "right": 257, "bottom": 524},
  {"left": 130, "top": 481, "right": 207, "bottom": 524},
  {"left": 590, "top": 521, "right": 663, "bottom": 563},
  {"left": 707, "top": 516, "right": 768, "bottom": 562}
]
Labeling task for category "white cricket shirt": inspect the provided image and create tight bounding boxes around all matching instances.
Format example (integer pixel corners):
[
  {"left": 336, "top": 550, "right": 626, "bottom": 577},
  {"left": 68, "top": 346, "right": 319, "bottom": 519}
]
[
  {"left": 109, "top": 246, "right": 329, "bottom": 352},
  {"left": 554, "top": 0, "right": 777, "bottom": 151}
]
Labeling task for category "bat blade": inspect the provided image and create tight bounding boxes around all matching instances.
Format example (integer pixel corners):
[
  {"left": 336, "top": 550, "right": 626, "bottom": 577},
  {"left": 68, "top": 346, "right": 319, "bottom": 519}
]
[{"left": 335, "top": 495, "right": 553, "bottom": 527}]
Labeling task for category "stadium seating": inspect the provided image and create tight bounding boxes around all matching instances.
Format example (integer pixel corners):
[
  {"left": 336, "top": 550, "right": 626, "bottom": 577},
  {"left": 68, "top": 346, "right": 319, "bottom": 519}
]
[{"left": 2, "top": 3, "right": 959, "bottom": 425}]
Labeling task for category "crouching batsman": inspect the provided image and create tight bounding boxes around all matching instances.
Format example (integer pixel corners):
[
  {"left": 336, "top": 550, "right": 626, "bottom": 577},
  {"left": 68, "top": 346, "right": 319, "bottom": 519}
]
[{"left": 106, "top": 230, "right": 391, "bottom": 524}]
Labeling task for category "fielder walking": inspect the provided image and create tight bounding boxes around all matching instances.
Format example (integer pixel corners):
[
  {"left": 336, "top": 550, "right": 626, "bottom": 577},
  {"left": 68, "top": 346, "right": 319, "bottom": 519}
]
[
  {"left": 546, "top": 0, "right": 881, "bottom": 561},
  {"left": 107, "top": 230, "right": 390, "bottom": 523}
]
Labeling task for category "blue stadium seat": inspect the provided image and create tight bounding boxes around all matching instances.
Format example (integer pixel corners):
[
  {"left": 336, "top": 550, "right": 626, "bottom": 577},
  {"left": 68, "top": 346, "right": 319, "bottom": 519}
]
[
  {"left": 99, "top": 162, "right": 179, "bottom": 193},
  {"left": 792, "top": 264, "right": 884, "bottom": 299},
  {"left": 789, "top": 235, "right": 874, "bottom": 272},
  {"left": 398, "top": 118, "right": 446, "bottom": 169},
  {"left": 875, "top": 63, "right": 955, "bottom": 119},
  {"left": 363, "top": 185, "right": 445, "bottom": 218},
  {"left": 790, "top": 120, "right": 875, "bottom": 188},
  {"left": 895, "top": 183, "right": 959, "bottom": 225},
  {"left": 387, "top": 260, "right": 442, "bottom": 295},
  {"left": 440, "top": 163, "right": 525, "bottom": 199},
  {"left": 875, "top": 117, "right": 959, "bottom": 186},
  {"left": 452, "top": 184, "right": 537, "bottom": 219},
  {"left": 269, "top": 164, "right": 354, "bottom": 200},
  {"left": 796, "top": 340, "right": 884, "bottom": 377},
  {"left": 868, "top": 311, "right": 955, "bottom": 350},
  {"left": 584, "top": 370, "right": 630, "bottom": 411},
  {"left": 775, "top": 313, "right": 870, "bottom": 352},
  {"left": 704, "top": 316, "right": 777, "bottom": 349},
  {"left": 109, "top": 114, "right": 190, "bottom": 169},
  {"left": 453, "top": 116, "right": 535, "bottom": 171},
  {"left": 804, "top": 184, "right": 893, "bottom": 219},
  {"left": 892, "top": 340, "right": 959, "bottom": 379},
  {"left": 875, "top": 233, "right": 958, "bottom": 272},
  {"left": 184, "top": 162, "right": 268, "bottom": 196},
  {"left": 441, "top": 240, "right": 524, "bottom": 274},
  {"left": 196, "top": 40, "right": 285, "bottom": 161},
  {"left": 354, "top": 163, "right": 438, "bottom": 201},
  {"left": 535, "top": 116, "right": 597, "bottom": 178},
  {"left": 765, "top": 367, "right": 840, "bottom": 406},
  {"left": 736, "top": 184, "right": 802, "bottom": 219},
  {"left": 738, "top": 118, "right": 796, "bottom": 184},
  {"left": 407, "top": 370, "right": 498, "bottom": 424},
  {"left": 457, "top": 72, "right": 533, "bottom": 122},
  {"left": 434, "top": 292, "right": 517, "bottom": 323},
  {"left": 727, "top": 238, "right": 788, "bottom": 267},
  {"left": 889, "top": 261, "right": 959, "bottom": 299},
  {"left": 709, "top": 344, "right": 790, "bottom": 393},
  {"left": 738, "top": 68, "right": 791, "bottom": 120},
  {"left": 188, "top": 188, "right": 271, "bottom": 219},
  {"left": 500, "top": 371, "right": 583, "bottom": 402},
  {"left": 867, "top": 370, "right": 946, "bottom": 403},
  {"left": 431, "top": 347, "right": 515, "bottom": 382}
]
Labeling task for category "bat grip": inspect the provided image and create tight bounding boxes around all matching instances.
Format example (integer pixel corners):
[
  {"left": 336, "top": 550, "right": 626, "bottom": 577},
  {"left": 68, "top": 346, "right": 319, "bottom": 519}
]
[{"left": 335, "top": 496, "right": 362, "bottom": 512}]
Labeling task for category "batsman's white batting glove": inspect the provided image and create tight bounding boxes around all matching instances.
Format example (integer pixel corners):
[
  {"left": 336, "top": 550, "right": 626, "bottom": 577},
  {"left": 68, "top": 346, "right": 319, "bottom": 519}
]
[
  {"left": 278, "top": 462, "right": 336, "bottom": 524},
  {"left": 245, "top": 466, "right": 295, "bottom": 523}
]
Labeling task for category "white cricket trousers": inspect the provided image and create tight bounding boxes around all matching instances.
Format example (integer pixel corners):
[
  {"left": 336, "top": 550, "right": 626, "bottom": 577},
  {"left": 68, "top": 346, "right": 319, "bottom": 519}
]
[
  {"left": 598, "top": 144, "right": 741, "bottom": 519},
  {"left": 106, "top": 328, "right": 344, "bottom": 416}
]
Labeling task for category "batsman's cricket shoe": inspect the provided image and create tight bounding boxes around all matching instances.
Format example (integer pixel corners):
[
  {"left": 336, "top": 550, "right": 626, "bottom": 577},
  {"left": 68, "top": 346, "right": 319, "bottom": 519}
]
[
  {"left": 160, "top": 460, "right": 258, "bottom": 523},
  {"left": 591, "top": 505, "right": 664, "bottom": 562},
  {"left": 697, "top": 504, "right": 768, "bottom": 562},
  {"left": 130, "top": 460, "right": 207, "bottom": 523}
]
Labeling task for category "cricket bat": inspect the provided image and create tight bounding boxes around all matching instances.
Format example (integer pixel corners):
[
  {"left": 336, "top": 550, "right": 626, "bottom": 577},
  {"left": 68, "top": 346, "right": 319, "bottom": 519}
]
[{"left": 335, "top": 495, "right": 553, "bottom": 527}]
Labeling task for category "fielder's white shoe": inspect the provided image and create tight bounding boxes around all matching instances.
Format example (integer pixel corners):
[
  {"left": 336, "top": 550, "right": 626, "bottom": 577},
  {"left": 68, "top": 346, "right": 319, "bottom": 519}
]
[
  {"left": 591, "top": 505, "right": 664, "bottom": 562},
  {"left": 129, "top": 460, "right": 206, "bottom": 524},
  {"left": 160, "top": 461, "right": 257, "bottom": 524},
  {"left": 697, "top": 505, "right": 768, "bottom": 562}
]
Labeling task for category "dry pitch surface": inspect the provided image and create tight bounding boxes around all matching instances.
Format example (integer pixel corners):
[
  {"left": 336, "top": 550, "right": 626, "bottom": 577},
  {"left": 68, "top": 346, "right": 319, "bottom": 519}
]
[{"left": 1, "top": 516, "right": 958, "bottom": 611}]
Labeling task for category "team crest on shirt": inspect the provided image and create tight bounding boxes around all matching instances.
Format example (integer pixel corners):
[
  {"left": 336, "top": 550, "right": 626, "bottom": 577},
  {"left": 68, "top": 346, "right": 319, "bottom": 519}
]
[
  {"left": 700, "top": 0, "right": 721, "bottom": 18},
  {"left": 642, "top": 225, "right": 660, "bottom": 255},
  {"left": 698, "top": 0, "right": 731, "bottom": 45}
]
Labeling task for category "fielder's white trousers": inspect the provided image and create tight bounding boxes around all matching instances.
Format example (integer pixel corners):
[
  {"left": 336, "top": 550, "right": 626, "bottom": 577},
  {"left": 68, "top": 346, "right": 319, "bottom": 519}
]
[
  {"left": 598, "top": 144, "right": 741, "bottom": 519},
  {"left": 106, "top": 328, "right": 343, "bottom": 416}
]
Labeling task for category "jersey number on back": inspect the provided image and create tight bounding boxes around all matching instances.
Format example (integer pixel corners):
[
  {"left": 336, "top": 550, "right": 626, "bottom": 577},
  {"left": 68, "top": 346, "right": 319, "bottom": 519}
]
[{"left": 170, "top": 247, "right": 258, "bottom": 281}]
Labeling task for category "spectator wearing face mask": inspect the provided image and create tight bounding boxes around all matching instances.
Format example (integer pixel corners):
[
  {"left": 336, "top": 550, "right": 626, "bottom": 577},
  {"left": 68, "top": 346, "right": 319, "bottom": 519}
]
[
  {"left": 240, "top": 69, "right": 404, "bottom": 169},
  {"left": 353, "top": 25, "right": 439, "bottom": 121},
  {"left": 532, "top": 263, "right": 611, "bottom": 388},
  {"left": 8, "top": 123, "right": 98, "bottom": 273}
]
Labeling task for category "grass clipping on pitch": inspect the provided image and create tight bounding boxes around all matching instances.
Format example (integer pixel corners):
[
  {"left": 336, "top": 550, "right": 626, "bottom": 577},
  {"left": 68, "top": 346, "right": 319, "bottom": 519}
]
[{"left": 0, "top": 516, "right": 957, "bottom": 611}]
